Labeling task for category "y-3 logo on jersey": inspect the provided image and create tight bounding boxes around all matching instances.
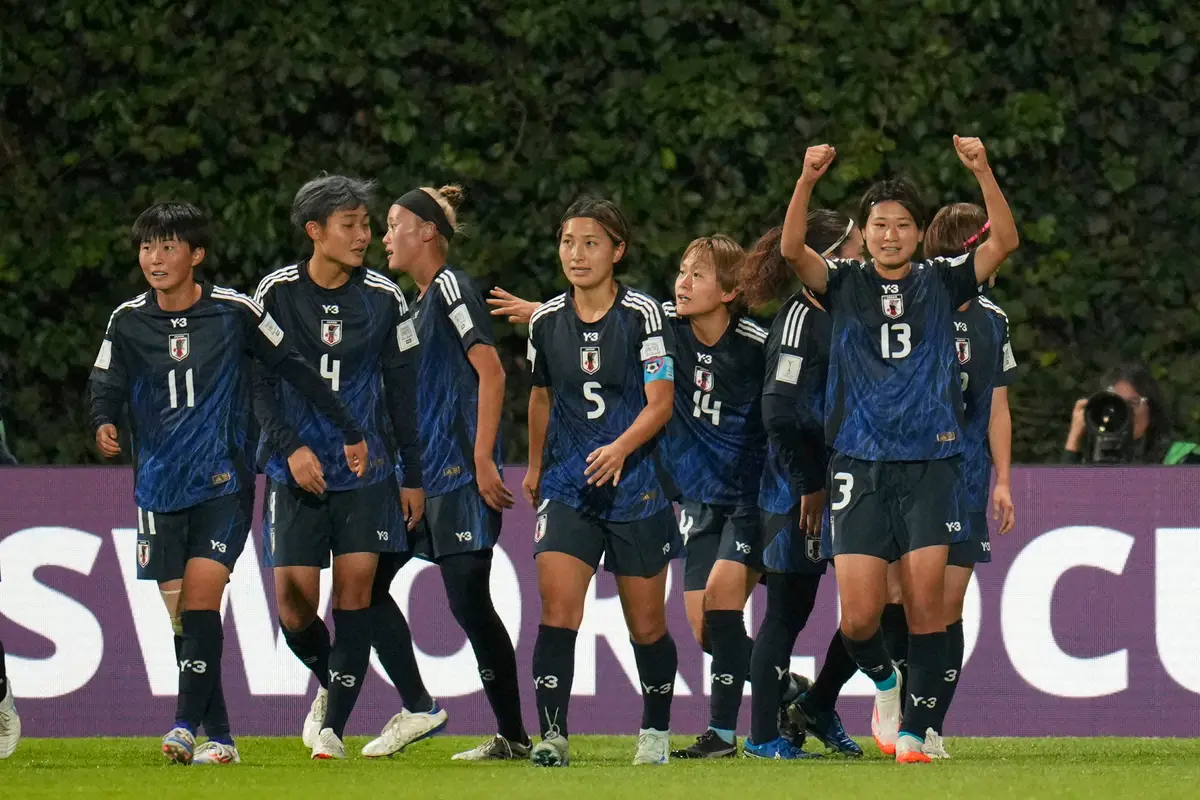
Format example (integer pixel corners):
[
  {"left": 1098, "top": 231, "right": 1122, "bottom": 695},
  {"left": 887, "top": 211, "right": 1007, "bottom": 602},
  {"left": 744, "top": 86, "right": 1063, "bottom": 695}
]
[
  {"left": 954, "top": 321, "right": 968, "bottom": 332},
  {"left": 583, "top": 331, "right": 599, "bottom": 342},
  {"left": 322, "top": 305, "right": 340, "bottom": 315},
  {"left": 696, "top": 352, "right": 713, "bottom": 364},
  {"left": 170, "top": 318, "right": 187, "bottom": 328}
]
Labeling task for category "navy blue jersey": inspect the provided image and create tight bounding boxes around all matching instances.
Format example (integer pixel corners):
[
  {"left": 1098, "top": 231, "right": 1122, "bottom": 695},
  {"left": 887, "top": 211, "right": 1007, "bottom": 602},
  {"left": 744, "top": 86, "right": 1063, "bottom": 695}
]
[
  {"left": 954, "top": 295, "right": 1017, "bottom": 512},
  {"left": 89, "top": 284, "right": 289, "bottom": 512},
  {"left": 254, "top": 263, "right": 418, "bottom": 492},
  {"left": 398, "top": 265, "right": 500, "bottom": 498},
  {"left": 759, "top": 293, "right": 832, "bottom": 514},
  {"left": 529, "top": 285, "right": 675, "bottom": 522},
  {"left": 657, "top": 305, "right": 767, "bottom": 506},
  {"left": 819, "top": 253, "right": 978, "bottom": 461}
]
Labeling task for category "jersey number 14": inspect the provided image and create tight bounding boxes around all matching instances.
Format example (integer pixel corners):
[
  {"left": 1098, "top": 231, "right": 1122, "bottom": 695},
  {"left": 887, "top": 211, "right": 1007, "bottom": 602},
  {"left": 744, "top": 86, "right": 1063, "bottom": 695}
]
[{"left": 692, "top": 390, "right": 722, "bottom": 426}]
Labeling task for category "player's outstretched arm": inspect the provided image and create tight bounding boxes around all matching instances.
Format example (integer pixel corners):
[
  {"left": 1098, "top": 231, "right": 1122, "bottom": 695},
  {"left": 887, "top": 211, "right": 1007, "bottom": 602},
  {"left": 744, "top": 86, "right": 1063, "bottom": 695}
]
[
  {"left": 524, "top": 387, "right": 551, "bottom": 506},
  {"left": 955, "top": 136, "right": 1019, "bottom": 282},
  {"left": 989, "top": 386, "right": 1015, "bottom": 534},
  {"left": 585, "top": 375, "right": 673, "bottom": 488},
  {"left": 487, "top": 288, "right": 539, "bottom": 325},
  {"left": 382, "top": 361, "right": 425, "bottom": 527},
  {"left": 780, "top": 145, "right": 837, "bottom": 294}
]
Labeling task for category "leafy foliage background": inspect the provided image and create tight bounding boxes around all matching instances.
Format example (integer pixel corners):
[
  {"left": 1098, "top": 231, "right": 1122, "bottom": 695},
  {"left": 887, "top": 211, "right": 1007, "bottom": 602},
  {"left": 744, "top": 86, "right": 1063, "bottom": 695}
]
[{"left": 2, "top": 0, "right": 1197, "bottom": 464}]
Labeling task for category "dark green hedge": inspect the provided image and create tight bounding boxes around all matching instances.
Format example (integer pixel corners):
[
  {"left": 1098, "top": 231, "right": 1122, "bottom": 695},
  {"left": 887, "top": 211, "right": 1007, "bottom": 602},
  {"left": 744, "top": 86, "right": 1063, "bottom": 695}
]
[{"left": 3, "top": 0, "right": 1197, "bottom": 464}]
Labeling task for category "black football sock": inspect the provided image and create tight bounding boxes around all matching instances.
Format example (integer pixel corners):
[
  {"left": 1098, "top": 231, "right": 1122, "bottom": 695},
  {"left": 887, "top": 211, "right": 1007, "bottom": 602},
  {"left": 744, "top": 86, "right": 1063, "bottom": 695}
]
[
  {"left": 533, "top": 625, "right": 577, "bottom": 739},
  {"left": 929, "top": 619, "right": 964, "bottom": 734},
  {"left": 899, "top": 631, "right": 947, "bottom": 740},
  {"left": 281, "top": 616, "right": 331, "bottom": 689},
  {"left": 202, "top": 668, "right": 233, "bottom": 744},
  {"left": 442, "top": 553, "right": 527, "bottom": 743},
  {"left": 175, "top": 610, "right": 222, "bottom": 733},
  {"left": 324, "top": 608, "right": 372, "bottom": 739},
  {"left": 748, "top": 615, "right": 792, "bottom": 745},
  {"left": 0, "top": 639, "right": 7, "bottom": 693},
  {"left": 805, "top": 628, "right": 859, "bottom": 712},
  {"left": 880, "top": 603, "right": 909, "bottom": 687},
  {"left": 369, "top": 596, "right": 434, "bottom": 713},
  {"left": 841, "top": 628, "right": 895, "bottom": 688},
  {"left": 632, "top": 632, "right": 677, "bottom": 732},
  {"left": 705, "top": 610, "right": 750, "bottom": 737}
]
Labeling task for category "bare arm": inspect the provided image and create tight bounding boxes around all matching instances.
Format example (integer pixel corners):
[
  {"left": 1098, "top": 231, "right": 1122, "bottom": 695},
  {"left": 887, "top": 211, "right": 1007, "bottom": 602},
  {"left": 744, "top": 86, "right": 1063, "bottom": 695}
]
[
  {"left": 468, "top": 344, "right": 514, "bottom": 511},
  {"left": 523, "top": 386, "right": 551, "bottom": 506},
  {"left": 584, "top": 378, "right": 674, "bottom": 488},
  {"left": 989, "top": 386, "right": 1016, "bottom": 534},
  {"left": 780, "top": 145, "right": 837, "bottom": 293},
  {"left": 954, "top": 136, "right": 1019, "bottom": 282}
]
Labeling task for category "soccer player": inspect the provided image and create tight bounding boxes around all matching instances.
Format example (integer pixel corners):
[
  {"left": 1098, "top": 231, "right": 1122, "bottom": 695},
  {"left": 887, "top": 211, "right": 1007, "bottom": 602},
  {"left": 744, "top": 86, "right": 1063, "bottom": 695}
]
[
  {"left": 525, "top": 197, "right": 678, "bottom": 767},
  {"left": 779, "top": 137, "right": 1018, "bottom": 763},
  {"left": 650, "top": 235, "right": 770, "bottom": 759},
  {"left": 253, "top": 176, "right": 423, "bottom": 760},
  {"left": 0, "top": 636, "right": 18, "bottom": 759},
  {"left": 878, "top": 203, "right": 1017, "bottom": 758},
  {"left": 89, "top": 202, "right": 367, "bottom": 765},
  {"left": 734, "top": 218, "right": 862, "bottom": 760},
  {"left": 354, "top": 184, "right": 530, "bottom": 761}
]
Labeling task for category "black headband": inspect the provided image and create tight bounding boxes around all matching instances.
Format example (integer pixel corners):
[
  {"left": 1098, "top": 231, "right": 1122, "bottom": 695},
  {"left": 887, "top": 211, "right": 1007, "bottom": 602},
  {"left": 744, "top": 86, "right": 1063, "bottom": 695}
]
[{"left": 396, "top": 189, "right": 454, "bottom": 241}]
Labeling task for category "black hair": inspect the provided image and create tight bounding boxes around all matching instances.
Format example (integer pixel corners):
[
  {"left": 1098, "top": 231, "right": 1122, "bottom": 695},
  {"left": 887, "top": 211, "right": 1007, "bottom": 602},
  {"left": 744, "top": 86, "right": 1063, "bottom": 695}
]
[
  {"left": 807, "top": 209, "right": 855, "bottom": 256},
  {"left": 558, "top": 196, "right": 631, "bottom": 248},
  {"left": 131, "top": 202, "right": 211, "bottom": 251},
  {"left": 858, "top": 177, "right": 927, "bottom": 230},
  {"left": 1098, "top": 362, "right": 1172, "bottom": 462},
  {"left": 290, "top": 174, "right": 377, "bottom": 232}
]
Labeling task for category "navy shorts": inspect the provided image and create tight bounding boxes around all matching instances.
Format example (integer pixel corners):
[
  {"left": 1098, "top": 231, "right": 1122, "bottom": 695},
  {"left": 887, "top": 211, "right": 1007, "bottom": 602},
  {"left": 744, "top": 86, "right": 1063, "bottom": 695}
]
[
  {"left": 136, "top": 490, "right": 253, "bottom": 582},
  {"left": 533, "top": 501, "right": 680, "bottom": 578},
  {"left": 948, "top": 511, "right": 992, "bottom": 567},
  {"left": 410, "top": 482, "right": 501, "bottom": 562},
  {"left": 679, "top": 501, "right": 763, "bottom": 591},
  {"left": 264, "top": 478, "right": 403, "bottom": 568}
]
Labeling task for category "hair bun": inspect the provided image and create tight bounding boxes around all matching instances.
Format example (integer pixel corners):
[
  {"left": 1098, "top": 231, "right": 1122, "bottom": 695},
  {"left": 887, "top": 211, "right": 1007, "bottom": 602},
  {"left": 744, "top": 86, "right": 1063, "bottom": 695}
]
[{"left": 437, "top": 184, "right": 465, "bottom": 210}]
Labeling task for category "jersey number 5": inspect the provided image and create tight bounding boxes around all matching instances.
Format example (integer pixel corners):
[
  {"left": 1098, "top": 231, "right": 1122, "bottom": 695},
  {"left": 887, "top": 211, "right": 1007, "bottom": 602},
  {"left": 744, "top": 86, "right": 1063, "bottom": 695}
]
[
  {"left": 880, "top": 323, "right": 912, "bottom": 359},
  {"left": 321, "top": 354, "right": 341, "bottom": 392},
  {"left": 583, "top": 381, "right": 605, "bottom": 420},
  {"left": 692, "top": 390, "right": 722, "bottom": 426}
]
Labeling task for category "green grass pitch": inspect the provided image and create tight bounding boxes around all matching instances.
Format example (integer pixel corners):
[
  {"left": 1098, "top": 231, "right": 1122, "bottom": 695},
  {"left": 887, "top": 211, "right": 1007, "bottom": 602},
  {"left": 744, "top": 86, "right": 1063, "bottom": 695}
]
[{"left": 3, "top": 736, "right": 1200, "bottom": 799}]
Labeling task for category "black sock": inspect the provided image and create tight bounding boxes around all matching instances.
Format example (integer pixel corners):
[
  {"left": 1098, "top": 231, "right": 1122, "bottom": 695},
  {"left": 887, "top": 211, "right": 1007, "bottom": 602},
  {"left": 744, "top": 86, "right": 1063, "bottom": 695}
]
[
  {"left": 805, "top": 628, "right": 859, "bottom": 711},
  {"left": 203, "top": 669, "right": 232, "bottom": 743},
  {"left": 929, "top": 619, "right": 964, "bottom": 734},
  {"left": 533, "top": 625, "right": 577, "bottom": 739},
  {"left": 0, "top": 638, "right": 7, "bottom": 692},
  {"left": 840, "top": 627, "right": 894, "bottom": 685},
  {"left": 880, "top": 604, "right": 909, "bottom": 687},
  {"left": 175, "top": 610, "right": 222, "bottom": 732},
  {"left": 900, "top": 631, "right": 947, "bottom": 739},
  {"left": 632, "top": 633, "right": 677, "bottom": 732},
  {"left": 282, "top": 616, "right": 331, "bottom": 689},
  {"left": 705, "top": 610, "right": 750, "bottom": 733},
  {"left": 442, "top": 553, "right": 527, "bottom": 743},
  {"left": 324, "top": 608, "right": 372, "bottom": 739},
  {"left": 369, "top": 597, "right": 434, "bottom": 713},
  {"left": 748, "top": 574, "right": 818, "bottom": 744}
]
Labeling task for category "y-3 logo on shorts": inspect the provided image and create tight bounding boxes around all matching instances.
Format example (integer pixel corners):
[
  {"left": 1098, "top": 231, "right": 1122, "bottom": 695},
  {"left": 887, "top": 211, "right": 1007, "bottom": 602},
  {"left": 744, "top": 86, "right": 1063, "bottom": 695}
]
[
  {"left": 945, "top": 521, "right": 962, "bottom": 533},
  {"left": 377, "top": 530, "right": 389, "bottom": 541},
  {"left": 734, "top": 541, "right": 751, "bottom": 555},
  {"left": 210, "top": 540, "right": 227, "bottom": 553},
  {"left": 455, "top": 531, "right": 473, "bottom": 542}
]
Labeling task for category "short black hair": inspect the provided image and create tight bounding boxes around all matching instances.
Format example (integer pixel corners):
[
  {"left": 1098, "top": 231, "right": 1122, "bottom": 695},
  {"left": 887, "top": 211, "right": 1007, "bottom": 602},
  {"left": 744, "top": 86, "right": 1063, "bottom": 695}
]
[
  {"left": 131, "top": 202, "right": 211, "bottom": 251},
  {"left": 858, "top": 177, "right": 927, "bottom": 230},
  {"left": 559, "top": 196, "right": 631, "bottom": 247},
  {"left": 806, "top": 209, "right": 854, "bottom": 255},
  {"left": 290, "top": 174, "right": 377, "bottom": 232}
]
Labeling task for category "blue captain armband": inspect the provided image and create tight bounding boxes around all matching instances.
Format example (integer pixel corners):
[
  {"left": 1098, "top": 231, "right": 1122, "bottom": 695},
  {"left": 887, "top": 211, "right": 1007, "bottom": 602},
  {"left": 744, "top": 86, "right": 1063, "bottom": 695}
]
[{"left": 643, "top": 355, "right": 674, "bottom": 384}]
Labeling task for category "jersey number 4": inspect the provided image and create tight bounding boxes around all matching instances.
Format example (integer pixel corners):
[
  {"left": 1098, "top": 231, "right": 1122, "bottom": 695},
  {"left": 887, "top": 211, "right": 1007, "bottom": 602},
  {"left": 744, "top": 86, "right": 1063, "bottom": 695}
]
[
  {"left": 879, "top": 323, "right": 912, "bottom": 359},
  {"left": 167, "top": 368, "right": 195, "bottom": 409},
  {"left": 321, "top": 355, "right": 341, "bottom": 392},
  {"left": 692, "top": 390, "right": 722, "bottom": 426}
]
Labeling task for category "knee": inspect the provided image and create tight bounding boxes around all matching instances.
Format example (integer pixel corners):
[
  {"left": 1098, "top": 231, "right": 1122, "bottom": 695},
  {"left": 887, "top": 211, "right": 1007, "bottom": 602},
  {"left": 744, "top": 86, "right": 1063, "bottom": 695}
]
[
  {"left": 278, "top": 603, "right": 315, "bottom": 632},
  {"left": 944, "top": 596, "right": 965, "bottom": 628},
  {"left": 332, "top": 581, "right": 372, "bottom": 611},
  {"left": 839, "top": 609, "right": 879, "bottom": 641},
  {"left": 539, "top": 595, "right": 584, "bottom": 630},
  {"left": 626, "top": 612, "right": 668, "bottom": 646},
  {"left": 703, "top": 581, "right": 746, "bottom": 612}
]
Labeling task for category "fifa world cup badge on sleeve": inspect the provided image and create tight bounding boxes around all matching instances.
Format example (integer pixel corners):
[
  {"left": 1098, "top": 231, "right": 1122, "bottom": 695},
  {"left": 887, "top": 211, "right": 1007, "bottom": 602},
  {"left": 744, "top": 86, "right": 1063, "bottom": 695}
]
[
  {"left": 775, "top": 354, "right": 803, "bottom": 385},
  {"left": 396, "top": 319, "right": 419, "bottom": 351},
  {"left": 640, "top": 335, "right": 666, "bottom": 360},
  {"left": 259, "top": 313, "right": 285, "bottom": 346}
]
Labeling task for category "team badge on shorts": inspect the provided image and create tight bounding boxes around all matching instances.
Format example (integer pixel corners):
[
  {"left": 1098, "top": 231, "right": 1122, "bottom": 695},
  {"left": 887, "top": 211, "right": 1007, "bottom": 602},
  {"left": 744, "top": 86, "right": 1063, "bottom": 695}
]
[
  {"left": 882, "top": 294, "right": 904, "bottom": 319},
  {"left": 956, "top": 337, "right": 972, "bottom": 364},
  {"left": 580, "top": 346, "right": 600, "bottom": 374},
  {"left": 322, "top": 319, "right": 343, "bottom": 346},
  {"left": 168, "top": 333, "right": 189, "bottom": 362},
  {"left": 805, "top": 535, "right": 822, "bottom": 563},
  {"left": 694, "top": 367, "right": 714, "bottom": 392},
  {"left": 137, "top": 540, "right": 151, "bottom": 568},
  {"left": 534, "top": 514, "right": 548, "bottom": 542}
]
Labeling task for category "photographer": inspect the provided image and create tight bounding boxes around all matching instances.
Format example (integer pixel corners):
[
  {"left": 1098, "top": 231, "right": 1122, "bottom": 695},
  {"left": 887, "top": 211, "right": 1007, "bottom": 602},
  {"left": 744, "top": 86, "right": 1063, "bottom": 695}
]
[{"left": 1063, "top": 363, "right": 1175, "bottom": 464}]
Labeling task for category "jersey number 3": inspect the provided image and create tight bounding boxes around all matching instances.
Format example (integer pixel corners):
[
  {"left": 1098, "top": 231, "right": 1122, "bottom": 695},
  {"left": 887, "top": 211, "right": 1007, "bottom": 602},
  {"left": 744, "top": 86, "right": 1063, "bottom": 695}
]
[{"left": 880, "top": 323, "right": 912, "bottom": 360}]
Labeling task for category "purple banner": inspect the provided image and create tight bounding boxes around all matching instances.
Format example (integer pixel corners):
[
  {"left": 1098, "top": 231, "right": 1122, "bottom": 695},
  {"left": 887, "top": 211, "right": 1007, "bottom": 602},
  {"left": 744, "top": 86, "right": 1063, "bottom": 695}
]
[{"left": 1, "top": 467, "right": 1198, "bottom": 738}]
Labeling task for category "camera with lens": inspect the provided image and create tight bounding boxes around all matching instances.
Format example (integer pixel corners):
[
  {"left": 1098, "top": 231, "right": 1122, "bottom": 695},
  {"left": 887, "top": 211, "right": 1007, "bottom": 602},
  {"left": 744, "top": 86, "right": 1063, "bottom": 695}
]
[{"left": 1083, "top": 391, "right": 1134, "bottom": 464}]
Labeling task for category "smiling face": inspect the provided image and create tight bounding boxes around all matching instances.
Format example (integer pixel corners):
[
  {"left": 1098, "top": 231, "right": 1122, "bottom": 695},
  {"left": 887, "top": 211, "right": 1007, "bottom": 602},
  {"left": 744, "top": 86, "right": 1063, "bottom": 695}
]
[
  {"left": 307, "top": 205, "right": 371, "bottom": 268},
  {"left": 559, "top": 217, "right": 623, "bottom": 290},
  {"left": 138, "top": 237, "right": 204, "bottom": 293},
  {"left": 865, "top": 202, "right": 922, "bottom": 268},
  {"left": 674, "top": 251, "right": 735, "bottom": 317}
]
